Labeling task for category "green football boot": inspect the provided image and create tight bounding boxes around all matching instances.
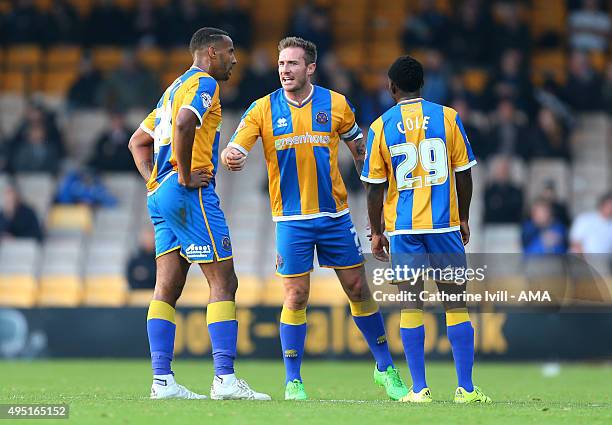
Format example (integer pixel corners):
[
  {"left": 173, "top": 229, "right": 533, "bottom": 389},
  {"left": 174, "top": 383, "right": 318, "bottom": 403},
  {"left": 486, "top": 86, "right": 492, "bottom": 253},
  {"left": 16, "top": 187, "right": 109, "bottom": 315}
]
[
  {"left": 285, "top": 379, "right": 308, "bottom": 400},
  {"left": 373, "top": 365, "right": 409, "bottom": 401}
]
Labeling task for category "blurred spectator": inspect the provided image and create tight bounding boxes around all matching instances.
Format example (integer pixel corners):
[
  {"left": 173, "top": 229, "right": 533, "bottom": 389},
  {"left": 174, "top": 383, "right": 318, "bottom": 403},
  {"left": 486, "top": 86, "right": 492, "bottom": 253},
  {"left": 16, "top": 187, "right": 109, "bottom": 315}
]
[
  {"left": 67, "top": 57, "right": 103, "bottom": 109},
  {"left": 448, "top": 74, "right": 482, "bottom": 110},
  {"left": 55, "top": 168, "right": 117, "bottom": 207},
  {"left": 602, "top": 61, "right": 612, "bottom": 113},
  {"left": 570, "top": 192, "right": 612, "bottom": 253},
  {"left": 157, "top": 0, "right": 214, "bottom": 47},
  {"left": 451, "top": 98, "right": 485, "bottom": 159},
  {"left": 0, "top": 137, "right": 7, "bottom": 172},
  {"left": 486, "top": 99, "right": 529, "bottom": 158},
  {"left": 492, "top": 1, "right": 531, "bottom": 54},
  {"left": 525, "top": 108, "right": 571, "bottom": 161},
  {"left": 126, "top": 228, "right": 157, "bottom": 290},
  {"left": 568, "top": 0, "right": 610, "bottom": 52},
  {"left": 12, "top": 124, "right": 61, "bottom": 174},
  {"left": 85, "top": 0, "right": 133, "bottom": 46},
  {"left": 522, "top": 199, "right": 568, "bottom": 255},
  {"left": 289, "top": 5, "right": 332, "bottom": 58},
  {"left": 360, "top": 72, "right": 395, "bottom": 128},
  {"left": 563, "top": 50, "right": 604, "bottom": 111},
  {"left": 447, "top": 0, "right": 493, "bottom": 66},
  {"left": 539, "top": 180, "right": 571, "bottom": 228},
  {"left": 0, "top": 184, "right": 43, "bottom": 241},
  {"left": 217, "top": 0, "right": 252, "bottom": 49},
  {"left": 484, "top": 156, "right": 524, "bottom": 224},
  {"left": 317, "top": 54, "right": 362, "bottom": 114},
  {"left": 46, "top": 0, "right": 80, "bottom": 45},
  {"left": 133, "top": 0, "right": 161, "bottom": 46},
  {"left": 98, "top": 50, "right": 160, "bottom": 110},
  {"left": 235, "top": 49, "right": 278, "bottom": 109},
  {"left": 88, "top": 111, "right": 135, "bottom": 172},
  {"left": 401, "top": 0, "right": 449, "bottom": 49},
  {"left": 2, "top": 0, "right": 47, "bottom": 45},
  {"left": 485, "top": 49, "right": 534, "bottom": 113},
  {"left": 10, "top": 101, "right": 65, "bottom": 160},
  {"left": 421, "top": 49, "right": 450, "bottom": 104}
]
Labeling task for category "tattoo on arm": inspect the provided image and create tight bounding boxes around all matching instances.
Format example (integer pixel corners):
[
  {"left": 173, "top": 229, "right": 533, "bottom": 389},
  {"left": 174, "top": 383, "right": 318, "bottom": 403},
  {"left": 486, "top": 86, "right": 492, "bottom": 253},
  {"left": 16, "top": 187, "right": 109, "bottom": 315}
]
[
  {"left": 353, "top": 138, "right": 366, "bottom": 177},
  {"left": 137, "top": 160, "right": 153, "bottom": 182}
]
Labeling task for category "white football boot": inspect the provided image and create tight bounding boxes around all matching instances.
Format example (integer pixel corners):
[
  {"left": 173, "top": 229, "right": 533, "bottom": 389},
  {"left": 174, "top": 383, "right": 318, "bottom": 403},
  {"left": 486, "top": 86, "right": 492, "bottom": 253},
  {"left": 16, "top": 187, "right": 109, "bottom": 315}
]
[
  {"left": 210, "top": 375, "right": 271, "bottom": 400},
  {"left": 150, "top": 374, "right": 207, "bottom": 400}
]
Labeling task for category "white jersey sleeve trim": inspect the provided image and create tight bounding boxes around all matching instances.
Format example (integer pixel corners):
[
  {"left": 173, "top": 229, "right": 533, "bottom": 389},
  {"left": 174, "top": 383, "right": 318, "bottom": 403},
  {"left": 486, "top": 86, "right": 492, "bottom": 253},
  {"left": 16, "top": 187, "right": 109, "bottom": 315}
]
[
  {"left": 179, "top": 105, "right": 203, "bottom": 129},
  {"left": 454, "top": 160, "right": 477, "bottom": 172},
  {"left": 227, "top": 142, "right": 249, "bottom": 157},
  {"left": 360, "top": 176, "right": 387, "bottom": 184},
  {"left": 139, "top": 123, "right": 154, "bottom": 137}
]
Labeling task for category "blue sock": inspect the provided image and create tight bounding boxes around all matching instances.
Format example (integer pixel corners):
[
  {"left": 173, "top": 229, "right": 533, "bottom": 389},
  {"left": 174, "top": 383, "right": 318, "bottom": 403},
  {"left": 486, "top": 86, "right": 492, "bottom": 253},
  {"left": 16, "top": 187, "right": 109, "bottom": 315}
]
[
  {"left": 400, "top": 309, "right": 427, "bottom": 392},
  {"left": 446, "top": 309, "right": 474, "bottom": 392},
  {"left": 350, "top": 301, "right": 393, "bottom": 371},
  {"left": 147, "top": 300, "right": 176, "bottom": 376},
  {"left": 280, "top": 307, "right": 307, "bottom": 384},
  {"left": 207, "top": 301, "right": 238, "bottom": 376}
]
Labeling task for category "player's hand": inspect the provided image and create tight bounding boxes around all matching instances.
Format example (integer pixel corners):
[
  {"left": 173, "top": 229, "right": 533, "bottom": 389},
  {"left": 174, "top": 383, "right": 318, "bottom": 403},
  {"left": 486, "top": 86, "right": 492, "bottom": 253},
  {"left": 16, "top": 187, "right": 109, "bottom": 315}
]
[
  {"left": 179, "top": 169, "right": 212, "bottom": 189},
  {"left": 460, "top": 220, "right": 470, "bottom": 246},
  {"left": 225, "top": 148, "right": 247, "bottom": 171},
  {"left": 371, "top": 233, "right": 390, "bottom": 262}
]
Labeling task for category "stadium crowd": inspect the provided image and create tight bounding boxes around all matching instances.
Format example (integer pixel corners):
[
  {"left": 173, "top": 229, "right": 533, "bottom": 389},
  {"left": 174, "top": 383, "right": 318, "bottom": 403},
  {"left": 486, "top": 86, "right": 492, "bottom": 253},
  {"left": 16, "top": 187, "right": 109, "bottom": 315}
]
[{"left": 0, "top": 0, "right": 611, "bottom": 291}]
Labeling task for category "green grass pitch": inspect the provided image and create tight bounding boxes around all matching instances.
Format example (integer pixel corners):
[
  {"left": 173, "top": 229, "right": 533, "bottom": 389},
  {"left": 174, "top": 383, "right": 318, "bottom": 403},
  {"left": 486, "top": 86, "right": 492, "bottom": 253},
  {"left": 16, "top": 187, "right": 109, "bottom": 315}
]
[{"left": 1, "top": 360, "right": 611, "bottom": 424}]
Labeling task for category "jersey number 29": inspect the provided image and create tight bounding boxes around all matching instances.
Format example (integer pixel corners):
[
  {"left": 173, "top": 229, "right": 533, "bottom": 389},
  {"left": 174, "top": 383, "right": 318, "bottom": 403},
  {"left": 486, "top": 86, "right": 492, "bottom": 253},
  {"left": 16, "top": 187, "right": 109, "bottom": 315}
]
[{"left": 389, "top": 138, "right": 448, "bottom": 191}]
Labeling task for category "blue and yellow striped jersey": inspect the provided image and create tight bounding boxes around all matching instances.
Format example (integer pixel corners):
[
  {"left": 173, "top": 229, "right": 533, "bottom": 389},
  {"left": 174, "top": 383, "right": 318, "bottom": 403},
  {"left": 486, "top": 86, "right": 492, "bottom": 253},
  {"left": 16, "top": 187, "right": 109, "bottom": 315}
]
[
  {"left": 140, "top": 67, "right": 221, "bottom": 193},
  {"left": 361, "top": 98, "right": 476, "bottom": 234},
  {"left": 228, "top": 85, "right": 363, "bottom": 221}
]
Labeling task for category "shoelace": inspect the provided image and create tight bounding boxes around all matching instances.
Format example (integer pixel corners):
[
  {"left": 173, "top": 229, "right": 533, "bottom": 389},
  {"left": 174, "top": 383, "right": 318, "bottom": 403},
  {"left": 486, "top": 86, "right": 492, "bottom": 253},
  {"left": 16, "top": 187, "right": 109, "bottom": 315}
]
[
  {"left": 388, "top": 369, "right": 404, "bottom": 387},
  {"left": 236, "top": 379, "right": 255, "bottom": 396}
]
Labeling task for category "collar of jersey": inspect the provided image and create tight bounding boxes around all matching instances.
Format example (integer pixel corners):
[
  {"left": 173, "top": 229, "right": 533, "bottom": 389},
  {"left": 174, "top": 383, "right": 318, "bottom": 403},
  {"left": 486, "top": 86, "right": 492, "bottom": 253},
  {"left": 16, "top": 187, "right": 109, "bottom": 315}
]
[
  {"left": 189, "top": 65, "right": 205, "bottom": 73},
  {"left": 284, "top": 84, "right": 315, "bottom": 108},
  {"left": 397, "top": 97, "right": 423, "bottom": 105}
]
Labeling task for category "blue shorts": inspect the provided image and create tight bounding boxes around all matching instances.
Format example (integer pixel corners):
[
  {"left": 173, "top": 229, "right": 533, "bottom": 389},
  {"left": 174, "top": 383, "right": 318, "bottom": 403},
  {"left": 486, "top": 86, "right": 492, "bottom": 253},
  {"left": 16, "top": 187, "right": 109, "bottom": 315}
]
[
  {"left": 147, "top": 174, "right": 232, "bottom": 263},
  {"left": 275, "top": 213, "right": 364, "bottom": 277},
  {"left": 390, "top": 231, "right": 467, "bottom": 272}
]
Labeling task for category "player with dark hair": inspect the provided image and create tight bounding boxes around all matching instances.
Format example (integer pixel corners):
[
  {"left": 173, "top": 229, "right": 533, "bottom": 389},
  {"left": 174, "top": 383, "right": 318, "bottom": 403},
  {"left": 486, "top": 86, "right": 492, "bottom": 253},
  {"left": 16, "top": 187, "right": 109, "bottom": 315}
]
[
  {"left": 362, "top": 55, "right": 491, "bottom": 403},
  {"left": 221, "top": 37, "right": 408, "bottom": 401},
  {"left": 128, "top": 27, "right": 270, "bottom": 401}
]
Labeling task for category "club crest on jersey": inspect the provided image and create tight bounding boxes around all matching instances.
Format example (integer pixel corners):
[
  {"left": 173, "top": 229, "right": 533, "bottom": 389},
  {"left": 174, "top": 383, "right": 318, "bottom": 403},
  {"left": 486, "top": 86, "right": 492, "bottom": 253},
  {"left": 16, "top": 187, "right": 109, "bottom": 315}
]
[
  {"left": 221, "top": 236, "right": 231, "bottom": 250},
  {"left": 201, "top": 92, "right": 212, "bottom": 109},
  {"left": 316, "top": 111, "right": 329, "bottom": 124},
  {"left": 276, "top": 117, "right": 288, "bottom": 128}
]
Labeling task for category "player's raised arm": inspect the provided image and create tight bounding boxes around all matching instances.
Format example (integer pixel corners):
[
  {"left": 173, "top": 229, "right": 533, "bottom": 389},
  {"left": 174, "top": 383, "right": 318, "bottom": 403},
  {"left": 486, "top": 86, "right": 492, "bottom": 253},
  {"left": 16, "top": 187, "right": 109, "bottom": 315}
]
[
  {"left": 222, "top": 100, "right": 263, "bottom": 171},
  {"left": 129, "top": 110, "right": 155, "bottom": 182}
]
